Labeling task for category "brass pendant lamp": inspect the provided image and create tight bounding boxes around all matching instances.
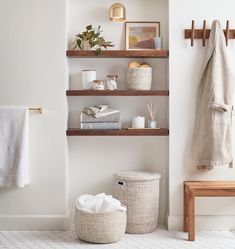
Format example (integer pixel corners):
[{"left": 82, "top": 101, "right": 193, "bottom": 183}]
[{"left": 109, "top": 3, "right": 126, "bottom": 22}]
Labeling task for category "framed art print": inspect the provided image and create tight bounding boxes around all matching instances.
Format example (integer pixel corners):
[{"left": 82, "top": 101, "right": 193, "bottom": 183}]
[{"left": 125, "top": 22, "right": 160, "bottom": 50}]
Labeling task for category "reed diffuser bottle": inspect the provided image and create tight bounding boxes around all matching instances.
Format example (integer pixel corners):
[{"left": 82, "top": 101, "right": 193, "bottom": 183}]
[{"left": 146, "top": 103, "right": 158, "bottom": 128}]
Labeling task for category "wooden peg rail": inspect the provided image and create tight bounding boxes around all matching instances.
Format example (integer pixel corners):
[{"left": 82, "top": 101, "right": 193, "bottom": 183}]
[{"left": 185, "top": 20, "right": 235, "bottom": 47}]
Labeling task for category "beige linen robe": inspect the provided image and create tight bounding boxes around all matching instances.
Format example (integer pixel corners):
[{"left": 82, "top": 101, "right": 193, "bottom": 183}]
[{"left": 193, "top": 20, "right": 234, "bottom": 170}]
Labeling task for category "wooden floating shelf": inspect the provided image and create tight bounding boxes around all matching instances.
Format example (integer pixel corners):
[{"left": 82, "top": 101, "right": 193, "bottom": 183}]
[
  {"left": 66, "top": 50, "right": 169, "bottom": 58},
  {"left": 66, "top": 128, "right": 169, "bottom": 136},
  {"left": 66, "top": 90, "right": 169, "bottom": 96}
]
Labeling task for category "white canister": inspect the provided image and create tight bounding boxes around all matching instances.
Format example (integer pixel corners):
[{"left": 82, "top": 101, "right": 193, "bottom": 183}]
[
  {"left": 82, "top": 70, "right": 96, "bottom": 89},
  {"left": 132, "top": 116, "right": 145, "bottom": 128}
]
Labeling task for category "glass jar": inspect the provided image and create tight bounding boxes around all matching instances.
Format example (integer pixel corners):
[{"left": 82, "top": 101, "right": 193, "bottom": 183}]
[
  {"left": 93, "top": 80, "right": 105, "bottom": 90},
  {"left": 106, "top": 75, "right": 118, "bottom": 90},
  {"left": 147, "top": 120, "right": 157, "bottom": 128}
]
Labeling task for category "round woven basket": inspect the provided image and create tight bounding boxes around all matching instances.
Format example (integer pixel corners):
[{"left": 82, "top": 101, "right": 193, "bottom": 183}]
[
  {"left": 113, "top": 170, "right": 161, "bottom": 234},
  {"left": 75, "top": 207, "right": 126, "bottom": 244},
  {"left": 127, "top": 68, "right": 152, "bottom": 90}
]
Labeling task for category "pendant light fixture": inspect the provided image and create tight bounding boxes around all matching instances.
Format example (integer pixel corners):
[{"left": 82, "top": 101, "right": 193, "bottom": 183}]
[{"left": 109, "top": 3, "right": 126, "bottom": 22}]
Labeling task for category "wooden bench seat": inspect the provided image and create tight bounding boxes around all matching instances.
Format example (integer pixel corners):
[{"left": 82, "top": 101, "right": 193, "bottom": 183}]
[{"left": 184, "top": 181, "right": 235, "bottom": 241}]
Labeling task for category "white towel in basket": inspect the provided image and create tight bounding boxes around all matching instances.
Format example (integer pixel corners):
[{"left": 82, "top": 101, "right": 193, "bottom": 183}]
[{"left": 76, "top": 193, "right": 126, "bottom": 213}]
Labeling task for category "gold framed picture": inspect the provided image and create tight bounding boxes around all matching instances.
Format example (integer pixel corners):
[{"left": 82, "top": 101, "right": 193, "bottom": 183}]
[{"left": 125, "top": 21, "right": 160, "bottom": 50}]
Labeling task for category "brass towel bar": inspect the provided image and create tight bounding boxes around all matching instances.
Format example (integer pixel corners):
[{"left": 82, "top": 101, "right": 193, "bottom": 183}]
[{"left": 28, "top": 107, "right": 42, "bottom": 113}]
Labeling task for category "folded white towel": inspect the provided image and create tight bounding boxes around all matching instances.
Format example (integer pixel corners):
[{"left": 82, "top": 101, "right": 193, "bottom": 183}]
[
  {"left": 76, "top": 193, "right": 126, "bottom": 213},
  {"left": 83, "top": 105, "right": 120, "bottom": 118},
  {"left": 0, "top": 107, "right": 29, "bottom": 187}
]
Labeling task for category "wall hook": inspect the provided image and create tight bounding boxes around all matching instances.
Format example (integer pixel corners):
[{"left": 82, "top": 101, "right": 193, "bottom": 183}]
[
  {"left": 185, "top": 20, "right": 235, "bottom": 47},
  {"left": 202, "top": 20, "right": 206, "bottom": 47},
  {"left": 226, "top": 20, "right": 229, "bottom": 46},
  {"left": 191, "top": 20, "right": 195, "bottom": 47}
]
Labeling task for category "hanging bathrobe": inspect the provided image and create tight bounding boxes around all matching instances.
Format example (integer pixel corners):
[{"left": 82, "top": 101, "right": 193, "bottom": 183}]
[{"left": 193, "top": 20, "right": 234, "bottom": 170}]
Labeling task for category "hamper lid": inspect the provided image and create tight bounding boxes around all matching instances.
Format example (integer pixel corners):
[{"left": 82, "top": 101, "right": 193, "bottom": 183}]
[{"left": 113, "top": 170, "right": 161, "bottom": 182}]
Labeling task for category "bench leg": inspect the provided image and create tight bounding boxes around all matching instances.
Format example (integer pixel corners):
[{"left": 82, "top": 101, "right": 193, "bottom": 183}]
[
  {"left": 184, "top": 184, "right": 189, "bottom": 232},
  {"left": 188, "top": 193, "right": 195, "bottom": 241}
]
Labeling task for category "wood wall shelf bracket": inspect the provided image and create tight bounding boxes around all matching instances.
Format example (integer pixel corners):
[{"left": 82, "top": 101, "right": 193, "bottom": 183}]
[{"left": 185, "top": 20, "right": 235, "bottom": 47}]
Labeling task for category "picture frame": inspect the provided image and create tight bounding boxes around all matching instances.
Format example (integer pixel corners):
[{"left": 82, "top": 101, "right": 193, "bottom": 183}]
[{"left": 125, "top": 21, "right": 160, "bottom": 50}]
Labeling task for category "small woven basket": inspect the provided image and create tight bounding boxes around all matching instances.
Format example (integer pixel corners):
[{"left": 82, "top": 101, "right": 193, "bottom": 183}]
[
  {"left": 127, "top": 68, "right": 152, "bottom": 90},
  {"left": 113, "top": 170, "right": 161, "bottom": 234},
  {"left": 75, "top": 207, "right": 126, "bottom": 244}
]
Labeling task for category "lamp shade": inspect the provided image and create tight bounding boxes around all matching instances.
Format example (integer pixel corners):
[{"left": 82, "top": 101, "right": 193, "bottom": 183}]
[{"left": 109, "top": 3, "right": 126, "bottom": 22}]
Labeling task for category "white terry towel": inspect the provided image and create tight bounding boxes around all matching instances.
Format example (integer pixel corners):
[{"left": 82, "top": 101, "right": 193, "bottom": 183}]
[
  {"left": 0, "top": 107, "right": 29, "bottom": 187},
  {"left": 76, "top": 193, "right": 126, "bottom": 213},
  {"left": 83, "top": 105, "right": 120, "bottom": 118}
]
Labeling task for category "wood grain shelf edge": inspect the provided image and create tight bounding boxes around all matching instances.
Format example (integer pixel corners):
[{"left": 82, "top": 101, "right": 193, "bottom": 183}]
[
  {"left": 66, "top": 90, "right": 169, "bottom": 96},
  {"left": 66, "top": 50, "right": 169, "bottom": 58},
  {"left": 66, "top": 128, "right": 169, "bottom": 136}
]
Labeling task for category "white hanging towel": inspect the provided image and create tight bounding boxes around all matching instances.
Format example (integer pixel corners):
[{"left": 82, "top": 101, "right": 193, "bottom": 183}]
[{"left": 0, "top": 107, "right": 29, "bottom": 187}]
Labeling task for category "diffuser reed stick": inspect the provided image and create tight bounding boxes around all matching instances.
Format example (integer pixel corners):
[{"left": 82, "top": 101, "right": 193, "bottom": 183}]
[{"left": 147, "top": 103, "right": 158, "bottom": 121}]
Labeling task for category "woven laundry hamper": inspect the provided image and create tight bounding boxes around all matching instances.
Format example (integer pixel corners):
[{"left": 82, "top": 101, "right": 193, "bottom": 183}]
[
  {"left": 75, "top": 207, "right": 126, "bottom": 244},
  {"left": 113, "top": 170, "right": 161, "bottom": 234}
]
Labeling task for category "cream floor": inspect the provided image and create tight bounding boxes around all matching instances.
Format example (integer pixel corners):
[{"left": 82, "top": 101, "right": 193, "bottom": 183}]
[{"left": 0, "top": 228, "right": 235, "bottom": 249}]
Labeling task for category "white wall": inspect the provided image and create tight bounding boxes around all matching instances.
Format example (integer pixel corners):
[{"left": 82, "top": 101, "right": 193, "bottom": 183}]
[
  {"left": 69, "top": 0, "right": 169, "bottom": 50},
  {"left": 68, "top": 0, "right": 169, "bottom": 225},
  {"left": 0, "top": 0, "right": 68, "bottom": 229},
  {"left": 1, "top": 0, "right": 234, "bottom": 232},
  {"left": 168, "top": 0, "right": 235, "bottom": 230},
  {"left": 0, "top": 0, "right": 169, "bottom": 230}
]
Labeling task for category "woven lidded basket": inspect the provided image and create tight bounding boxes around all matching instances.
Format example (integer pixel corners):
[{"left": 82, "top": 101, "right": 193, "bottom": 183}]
[
  {"left": 127, "top": 68, "right": 152, "bottom": 90},
  {"left": 75, "top": 207, "right": 126, "bottom": 244},
  {"left": 113, "top": 170, "right": 161, "bottom": 234}
]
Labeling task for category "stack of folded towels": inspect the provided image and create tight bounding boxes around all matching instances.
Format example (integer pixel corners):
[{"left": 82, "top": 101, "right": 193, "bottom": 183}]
[{"left": 80, "top": 104, "right": 121, "bottom": 130}]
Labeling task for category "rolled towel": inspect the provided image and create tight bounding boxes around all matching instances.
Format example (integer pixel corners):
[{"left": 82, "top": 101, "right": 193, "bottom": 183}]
[
  {"left": 99, "top": 195, "right": 126, "bottom": 213},
  {"left": 76, "top": 194, "right": 96, "bottom": 213}
]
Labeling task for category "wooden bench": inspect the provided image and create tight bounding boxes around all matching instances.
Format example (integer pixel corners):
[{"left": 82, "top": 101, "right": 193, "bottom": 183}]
[{"left": 184, "top": 181, "right": 235, "bottom": 241}]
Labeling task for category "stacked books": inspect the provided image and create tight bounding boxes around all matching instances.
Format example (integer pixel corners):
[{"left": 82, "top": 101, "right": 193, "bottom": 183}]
[{"left": 80, "top": 105, "right": 121, "bottom": 130}]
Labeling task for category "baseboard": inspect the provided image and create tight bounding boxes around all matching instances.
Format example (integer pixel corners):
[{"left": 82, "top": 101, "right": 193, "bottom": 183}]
[
  {"left": 0, "top": 213, "right": 70, "bottom": 230},
  {"left": 168, "top": 215, "right": 235, "bottom": 231},
  {"left": 3, "top": 212, "right": 234, "bottom": 231}
]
